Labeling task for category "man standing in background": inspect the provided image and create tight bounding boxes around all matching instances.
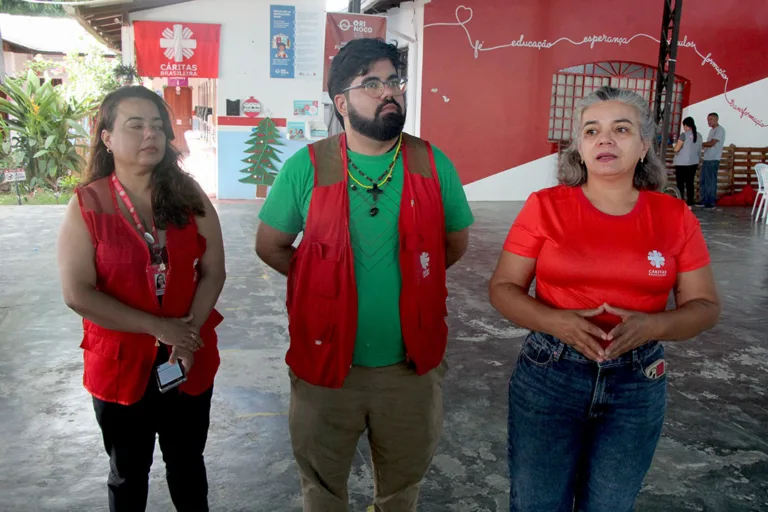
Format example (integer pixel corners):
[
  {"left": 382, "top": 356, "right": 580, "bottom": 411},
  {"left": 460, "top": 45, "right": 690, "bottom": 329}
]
[{"left": 699, "top": 113, "right": 726, "bottom": 209}]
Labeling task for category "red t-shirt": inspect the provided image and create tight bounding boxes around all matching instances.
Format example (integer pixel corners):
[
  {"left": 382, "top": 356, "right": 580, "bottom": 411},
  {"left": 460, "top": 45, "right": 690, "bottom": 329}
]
[{"left": 504, "top": 185, "right": 711, "bottom": 337}]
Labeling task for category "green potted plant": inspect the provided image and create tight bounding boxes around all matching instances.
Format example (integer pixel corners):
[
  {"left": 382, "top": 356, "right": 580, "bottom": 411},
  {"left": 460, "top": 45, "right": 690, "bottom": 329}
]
[{"left": 113, "top": 63, "right": 141, "bottom": 86}]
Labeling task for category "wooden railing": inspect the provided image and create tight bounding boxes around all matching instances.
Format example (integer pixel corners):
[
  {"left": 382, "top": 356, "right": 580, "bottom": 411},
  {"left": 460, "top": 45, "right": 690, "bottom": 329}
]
[{"left": 664, "top": 145, "right": 767, "bottom": 199}]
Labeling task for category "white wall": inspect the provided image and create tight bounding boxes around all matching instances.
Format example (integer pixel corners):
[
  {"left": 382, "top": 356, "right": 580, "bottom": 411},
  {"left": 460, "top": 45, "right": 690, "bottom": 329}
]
[
  {"left": 682, "top": 77, "right": 768, "bottom": 148},
  {"left": 463, "top": 154, "right": 559, "bottom": 202},
  {"left": 130, "top": 0, "right": 326, "bottom": 121}
]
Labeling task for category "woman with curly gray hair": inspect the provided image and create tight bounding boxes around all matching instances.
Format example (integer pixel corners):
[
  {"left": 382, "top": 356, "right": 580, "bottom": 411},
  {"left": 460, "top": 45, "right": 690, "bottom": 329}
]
[{"left": 489, "top": 86, "right": 720, "bottom": 511}]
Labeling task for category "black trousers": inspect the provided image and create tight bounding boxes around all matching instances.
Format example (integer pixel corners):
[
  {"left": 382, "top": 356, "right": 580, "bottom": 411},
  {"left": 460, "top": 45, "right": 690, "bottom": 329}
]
[
  {"left": 92, "top": 349, "right": 213, "bottom": 512},
  {"left": 675, "top": 164, "right": 698, "bottom": 205}
]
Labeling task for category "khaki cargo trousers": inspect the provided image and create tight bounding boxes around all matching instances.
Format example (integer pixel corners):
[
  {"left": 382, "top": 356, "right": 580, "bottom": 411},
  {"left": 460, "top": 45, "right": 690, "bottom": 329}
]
[{"left": 289, "top": 361, "right": 447, "bottom": 512}]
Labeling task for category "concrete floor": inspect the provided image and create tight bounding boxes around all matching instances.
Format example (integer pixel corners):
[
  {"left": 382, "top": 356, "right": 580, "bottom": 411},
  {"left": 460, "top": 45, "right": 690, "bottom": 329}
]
[{"left": 0, "top": 202, "right": 766, "bottom": 512}]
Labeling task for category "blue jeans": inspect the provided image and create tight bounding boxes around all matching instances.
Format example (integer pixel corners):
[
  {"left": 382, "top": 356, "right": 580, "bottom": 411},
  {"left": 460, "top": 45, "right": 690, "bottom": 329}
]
[
  {"left": 700, "top": 160, "right": 719, "bottom": 206},
  {"left": 508, "top": 332, "right": 667, "bottom": 512}
]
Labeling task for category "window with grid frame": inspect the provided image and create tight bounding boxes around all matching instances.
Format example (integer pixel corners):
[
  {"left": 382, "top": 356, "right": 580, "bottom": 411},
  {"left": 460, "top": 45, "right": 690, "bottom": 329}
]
[{"left": 548, "top": 61, "right": 690, "bottom": 142}]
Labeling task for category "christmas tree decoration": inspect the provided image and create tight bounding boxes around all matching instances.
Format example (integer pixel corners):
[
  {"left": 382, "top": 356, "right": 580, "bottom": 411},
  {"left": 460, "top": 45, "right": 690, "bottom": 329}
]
[{"left": 238, "top": 117, "right": 284, "bottom": 187}]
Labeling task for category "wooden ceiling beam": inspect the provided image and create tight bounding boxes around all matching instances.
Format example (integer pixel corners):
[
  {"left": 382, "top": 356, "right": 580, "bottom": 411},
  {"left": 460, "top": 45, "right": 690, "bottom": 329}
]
[
  {"left": 78, "top": 4, "right": 125, "bottom": 17},
  {"left": 79, "top": 0, "right": 192, "bottom": 16},
  {"left": 69, "top": 0, "right": 195, "bottom": 54},
  {"left": 86, "top": 14, "right": 123, "bottom": 22}
]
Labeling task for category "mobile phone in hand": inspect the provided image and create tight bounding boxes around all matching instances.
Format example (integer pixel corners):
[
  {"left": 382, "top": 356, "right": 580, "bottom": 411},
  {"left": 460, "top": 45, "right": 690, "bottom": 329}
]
[{"left": 156, "top": 361, "right": 187, "bottom": 393}]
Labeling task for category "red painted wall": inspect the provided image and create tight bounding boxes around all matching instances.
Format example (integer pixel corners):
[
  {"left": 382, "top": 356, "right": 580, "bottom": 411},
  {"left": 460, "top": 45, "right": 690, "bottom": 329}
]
[{"left": 421, "top": 0, "right": 768, "bottom": 184}]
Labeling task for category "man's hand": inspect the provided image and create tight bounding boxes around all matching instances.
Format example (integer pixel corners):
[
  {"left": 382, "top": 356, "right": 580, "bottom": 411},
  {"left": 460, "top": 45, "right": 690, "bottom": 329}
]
[{"left": 603, "top": 304, "right": 657, "bottom": 359}]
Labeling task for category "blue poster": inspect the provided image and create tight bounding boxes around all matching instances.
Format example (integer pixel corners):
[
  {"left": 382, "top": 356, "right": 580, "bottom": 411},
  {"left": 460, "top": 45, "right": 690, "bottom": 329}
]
[{"left": 270, "top": 5, "right": 295, "bottom": 79}]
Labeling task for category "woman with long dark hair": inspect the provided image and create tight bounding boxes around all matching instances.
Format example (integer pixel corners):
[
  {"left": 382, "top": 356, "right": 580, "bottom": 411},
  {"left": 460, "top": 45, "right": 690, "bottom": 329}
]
[
  {"left": 57, "top": 86, "right": 226, "bottom": 511},
  {"left": 673, "top": 116, "right": 703, "bottom": 205},
  {"left": 490, "top": 87, "right": 720, "bottom": 511}
]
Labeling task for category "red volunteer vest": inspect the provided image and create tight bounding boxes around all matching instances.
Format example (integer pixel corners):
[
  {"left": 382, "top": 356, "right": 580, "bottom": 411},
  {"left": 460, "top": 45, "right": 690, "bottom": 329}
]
[
  {"left": 286, "top": 133, "right": 448, "bottom": 388},
  {"left": 77, "top": 176, "right": 223, "bottom": 405}
]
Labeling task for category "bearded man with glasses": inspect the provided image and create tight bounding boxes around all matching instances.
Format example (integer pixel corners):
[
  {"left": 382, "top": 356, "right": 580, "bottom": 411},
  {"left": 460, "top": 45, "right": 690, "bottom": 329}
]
[{"left": 255, "top": 38, "right": 474, "bottom": 511}]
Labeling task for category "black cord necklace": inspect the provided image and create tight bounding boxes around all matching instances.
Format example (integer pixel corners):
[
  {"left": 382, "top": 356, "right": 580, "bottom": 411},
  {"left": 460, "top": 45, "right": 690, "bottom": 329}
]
[{"left": 346, "top": 136, "right": 403, "bottom": 217}]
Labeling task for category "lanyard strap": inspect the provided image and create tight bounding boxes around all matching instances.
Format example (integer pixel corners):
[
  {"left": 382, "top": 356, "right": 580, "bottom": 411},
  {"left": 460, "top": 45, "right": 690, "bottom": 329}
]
[{"left": 111, "top": 174, "right": 158, "bottom": 246}]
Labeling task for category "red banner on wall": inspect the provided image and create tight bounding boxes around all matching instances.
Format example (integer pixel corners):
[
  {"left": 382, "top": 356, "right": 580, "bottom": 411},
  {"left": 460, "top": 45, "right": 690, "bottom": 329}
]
[
  {"left": 323, "top": 13, "right": 387, "bottom": 91},
  {"left": 134, "top": 21, "right": 221, "bottom": 79}
]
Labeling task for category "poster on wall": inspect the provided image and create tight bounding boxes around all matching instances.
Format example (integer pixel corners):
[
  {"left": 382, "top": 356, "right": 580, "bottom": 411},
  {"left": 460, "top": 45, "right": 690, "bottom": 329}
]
[
  {"left": 295, "top": 11, "right": 324, "bottom": 78},
  {"left": 309, "top": 123, "right": 328, "bottom": 139},
  {"left": 293, "top": 100, "right": 319, "bottom": 116},
  {"left": 287, "top": 121, "right": 307, "bottom": 140},
  {"left": 134, "top": 21, "right": 221, "bottom": 78},
  {"left": 270, "top": 5, "right": 295, "bottom": 79},
  {"left": 323, "top": 13, "right": 387, "bottom": 91}
]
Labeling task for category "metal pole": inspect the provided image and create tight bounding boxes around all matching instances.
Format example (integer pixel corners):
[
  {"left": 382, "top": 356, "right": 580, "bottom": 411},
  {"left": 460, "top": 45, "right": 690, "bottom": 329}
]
[
  {"left": 660, "top": 0, "right": 683, "bottom": 160},
  {"left": 15, "top": 179, "right": 21, "bottom": 205},
  {"left": 349, "top": 0, "right": 361, "bottom": 13},
  {"left": 652, "top": 1, "right": 671, "bottom": 134},
  {"left": 654, "top": 0, "right": 683, "bottom": 161}
]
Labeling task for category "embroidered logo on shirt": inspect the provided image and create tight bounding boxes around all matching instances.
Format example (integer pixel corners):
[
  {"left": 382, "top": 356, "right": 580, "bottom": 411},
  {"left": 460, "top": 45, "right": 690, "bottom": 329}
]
[
  {"left": 420, "top": 252, "right": 431, "bottom": 278},
  {"left": 648, "top": 250, "right": 665, "bottom": 268},
  {"left": 648, "top": 250, "right": 668, "bottom": 277}
]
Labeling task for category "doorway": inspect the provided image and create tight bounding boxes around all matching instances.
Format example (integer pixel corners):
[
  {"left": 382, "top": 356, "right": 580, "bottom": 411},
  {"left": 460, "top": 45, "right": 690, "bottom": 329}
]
[{"left": 164, "top": 86, "right": 193, "bottom": 154}]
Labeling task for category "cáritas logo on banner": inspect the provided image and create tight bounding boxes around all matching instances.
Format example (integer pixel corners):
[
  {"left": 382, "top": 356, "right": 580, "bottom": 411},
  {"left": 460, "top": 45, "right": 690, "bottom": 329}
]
[
  {"left": 134, "top": 21, "right": 222, "bottom": 79},
  {"left": 323, "top": 13, "right": 386, "bottom": 91}
]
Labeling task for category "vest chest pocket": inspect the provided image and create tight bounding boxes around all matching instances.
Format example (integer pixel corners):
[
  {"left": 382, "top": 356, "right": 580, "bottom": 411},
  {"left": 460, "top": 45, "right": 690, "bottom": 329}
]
[
  {"left": 96, "top": 241, "right": 144, "bottom": 265},
  {"left": 95, "top": 241, "right": 149, "bottom": 294},
  {"left": 310, "top": 242, "right": 341, "bottom": 299}
]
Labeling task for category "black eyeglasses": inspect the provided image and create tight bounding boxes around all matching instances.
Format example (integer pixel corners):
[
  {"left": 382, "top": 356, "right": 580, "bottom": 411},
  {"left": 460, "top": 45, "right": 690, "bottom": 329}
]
[{"left": 341, "top": 77, "right": 408, "bottom": 98}]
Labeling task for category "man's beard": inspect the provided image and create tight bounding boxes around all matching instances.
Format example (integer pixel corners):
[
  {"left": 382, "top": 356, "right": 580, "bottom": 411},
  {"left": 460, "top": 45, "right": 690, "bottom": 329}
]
[{"left": 348, "top": 99, "right": 406, "bottom": 142}]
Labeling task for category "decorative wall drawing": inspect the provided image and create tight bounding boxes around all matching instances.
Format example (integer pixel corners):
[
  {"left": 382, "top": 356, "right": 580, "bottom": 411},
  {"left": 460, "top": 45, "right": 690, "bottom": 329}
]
[{"left": 238, "top": 117, "right": 284, "bottom": 187}]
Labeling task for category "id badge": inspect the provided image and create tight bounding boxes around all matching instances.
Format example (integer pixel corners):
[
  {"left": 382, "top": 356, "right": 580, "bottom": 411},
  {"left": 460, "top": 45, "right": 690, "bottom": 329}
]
[{"left": 152, "top": 266, "right": 167, "bottom": 297}]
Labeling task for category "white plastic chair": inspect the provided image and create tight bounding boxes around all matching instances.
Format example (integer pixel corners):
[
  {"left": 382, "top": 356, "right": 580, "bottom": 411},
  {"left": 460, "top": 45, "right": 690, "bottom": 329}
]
[{"left": 755, "top": 163, "right": 768, "bottom": 222}]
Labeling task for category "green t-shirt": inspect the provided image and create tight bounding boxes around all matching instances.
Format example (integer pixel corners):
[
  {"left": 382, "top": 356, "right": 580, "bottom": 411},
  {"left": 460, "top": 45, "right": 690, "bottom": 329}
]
[{"left": 258, "top": 141, "right": 474, "bottom": 367}]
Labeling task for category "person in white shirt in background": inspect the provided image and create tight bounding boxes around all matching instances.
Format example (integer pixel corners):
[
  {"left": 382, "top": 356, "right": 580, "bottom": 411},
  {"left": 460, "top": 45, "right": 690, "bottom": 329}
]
[
  {"left": 673, "top": 117, "right": 703, "bottom": 207},
  {"left": 698, "top": 113, "right": 726, "bottom": 209}
]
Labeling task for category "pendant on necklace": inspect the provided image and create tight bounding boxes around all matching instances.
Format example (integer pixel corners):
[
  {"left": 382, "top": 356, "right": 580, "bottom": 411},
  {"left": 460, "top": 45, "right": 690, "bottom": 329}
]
[
  {"left": 370, "top": 207, "right": 379, "bottom": 217},
  {"left": 159, "top": 263, "right": 166, "bottom": 271},
  {"left": 368, "top": 183, "right": 384, "bottom": 201}
]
